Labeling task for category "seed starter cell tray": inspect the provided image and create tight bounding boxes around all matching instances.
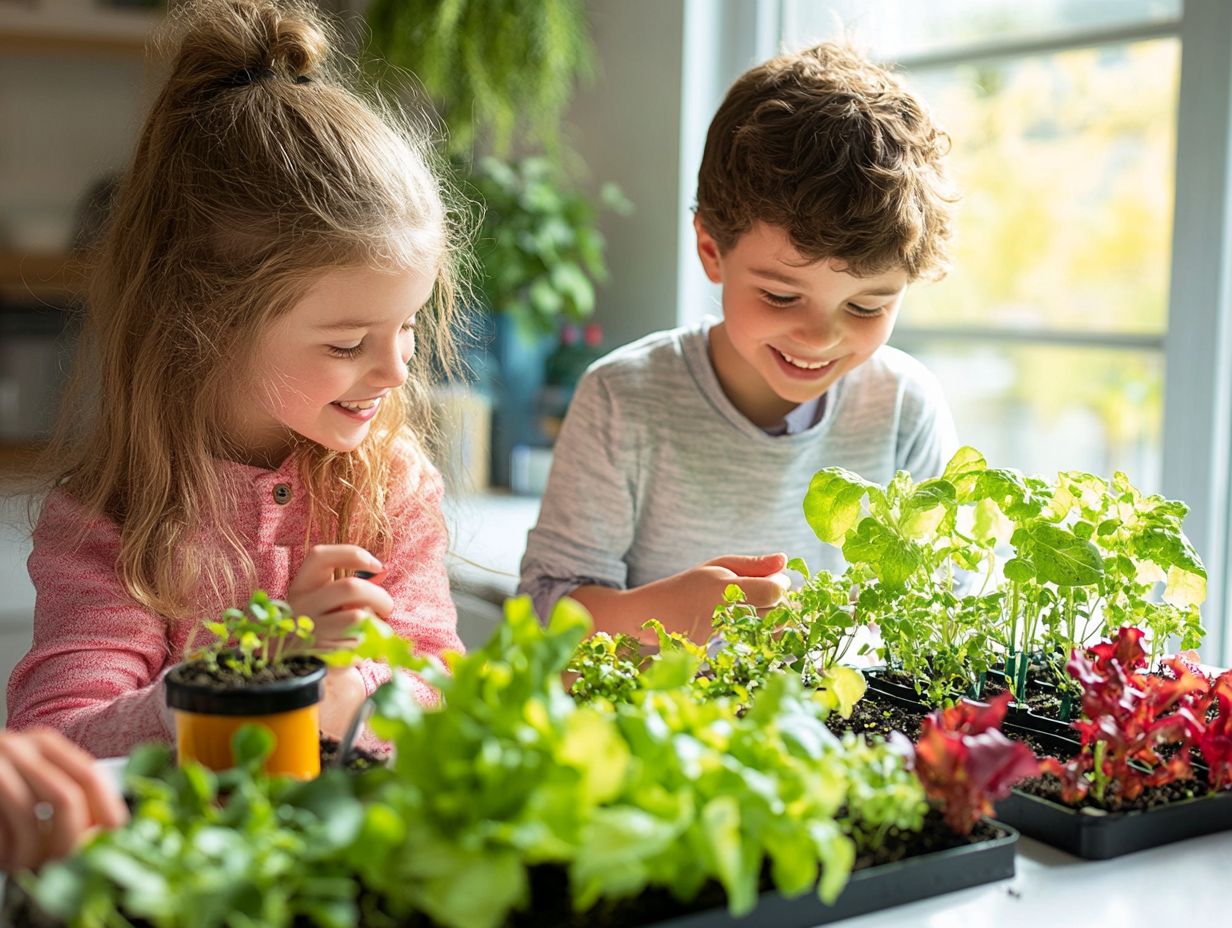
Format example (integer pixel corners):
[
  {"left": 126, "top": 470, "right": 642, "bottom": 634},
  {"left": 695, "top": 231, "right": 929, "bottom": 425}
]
[{"left": 640, "top": 823, "right": 1018, "bottom": 928}]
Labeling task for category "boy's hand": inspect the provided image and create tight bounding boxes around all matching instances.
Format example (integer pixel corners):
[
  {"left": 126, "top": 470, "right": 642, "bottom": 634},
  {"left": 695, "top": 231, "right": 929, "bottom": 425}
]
[
  {"left": 287, "top": 544, "right": 393, "bottom": 649},
  {"left": 0, "top": 727, "right": 128, "bottom": 873},
  {"left": 571, "top": 553, "right": 790, "bottom": 645},
  {"left": 667, "top": 553, "right": 791, "bottom": 638}
]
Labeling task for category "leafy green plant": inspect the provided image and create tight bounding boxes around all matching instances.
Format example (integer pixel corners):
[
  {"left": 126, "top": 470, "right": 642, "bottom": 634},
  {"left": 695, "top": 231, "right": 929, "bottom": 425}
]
[
  {"left": 567, "top": 629, "right": 644, "bottom": 705},
  {"left": 23, "top": 728, "right": 366, "bottom": 928},
  {"left": 191, "top": 590, "right": 315, "bottom": 679},
  {"left": 566, "top": 579, "right": 867, "bottom": 718},
  {"left": 332, "top": 598, "right": 910, "bottom": 925},
  {"left": 22, "top": 596, "right": 979, "bottom": 928},
  {"left": 471, "top": 156, "right": 630, "bottom": 335},
  {"left": 803, "top": 446, "right": 1207, "bottom": 710},
  {"left": 836, "top": 732, "right": 929, "bottom": 852},
  {"left": 365, "top": 0, "right": 594, "bottom": 159}
]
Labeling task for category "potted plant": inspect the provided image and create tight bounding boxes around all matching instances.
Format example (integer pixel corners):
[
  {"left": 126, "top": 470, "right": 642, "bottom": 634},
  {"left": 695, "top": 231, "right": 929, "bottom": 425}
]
[
  {"left": 802, "top": 446, "right": 1206, "bottom": 719},
  {"left": 165, "top": 590, "right": 324, "bottom": 779},
  {"left": 994, "top": 625, "right": 1232, "bottom": 859}
]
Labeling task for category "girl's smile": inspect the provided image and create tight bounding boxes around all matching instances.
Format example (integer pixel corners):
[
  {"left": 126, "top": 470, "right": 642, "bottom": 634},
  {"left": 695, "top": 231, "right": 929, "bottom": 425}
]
[
  {"left": 331, "top": 395, "right": 385, "bottom": 420},
  {"left": 228, "top": 266, "right": 435, "bottom": 467}
]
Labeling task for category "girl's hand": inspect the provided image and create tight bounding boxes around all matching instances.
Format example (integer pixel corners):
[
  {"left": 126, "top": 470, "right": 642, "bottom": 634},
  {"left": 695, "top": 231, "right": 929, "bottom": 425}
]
[
  {"left": 0, "top": 728, "right": 128, "bottom": 873},
  {"left": 287, "top": 544, "right": 394, "bottom": 650},
  {"left": 318, "top": 666, "right": 368, "bottom": 741}
]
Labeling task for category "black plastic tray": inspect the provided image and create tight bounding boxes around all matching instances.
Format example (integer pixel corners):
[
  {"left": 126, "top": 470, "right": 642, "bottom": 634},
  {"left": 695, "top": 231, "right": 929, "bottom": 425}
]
[
  {"left": 993, "top": 727, "right": 1232, "bottom": 859},
  {"left": 862, "top": 668, "right": 1078, "bottom": 739},
  {"left": 641, "top": 823, "right": 1018, "bottom": 927}
]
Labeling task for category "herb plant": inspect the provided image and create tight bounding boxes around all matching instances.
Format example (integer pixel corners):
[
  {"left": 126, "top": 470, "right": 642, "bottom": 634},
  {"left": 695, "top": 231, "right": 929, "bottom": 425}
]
[
  {"left": 191, "top": 590, "right": 315, "bottom": 679},
  {"left": 565, "top": 578, "right": 867, "bottom": 719},
  {"left": 23, "top": 728, "right": 366, "bottom": 928}
]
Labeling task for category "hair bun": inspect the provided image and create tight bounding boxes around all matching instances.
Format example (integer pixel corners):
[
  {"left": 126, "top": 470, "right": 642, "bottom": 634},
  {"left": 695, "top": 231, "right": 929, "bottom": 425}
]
[
  {"left": 268, "top": 15, "right": 327, "bottom": 79},
  {"left": 160, "top": 0, "right": 333, "bottom": 95}
]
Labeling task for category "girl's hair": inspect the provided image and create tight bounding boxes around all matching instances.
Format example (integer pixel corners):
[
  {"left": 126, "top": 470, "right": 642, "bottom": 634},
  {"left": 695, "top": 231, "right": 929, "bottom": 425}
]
[{"left": 40, "top": 0, "right": 471, "bottom": 620}]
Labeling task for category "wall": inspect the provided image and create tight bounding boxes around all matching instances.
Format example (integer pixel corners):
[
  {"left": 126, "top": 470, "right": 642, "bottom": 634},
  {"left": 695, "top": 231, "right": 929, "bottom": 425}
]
[{"left": 567, "top": 0, "right": 686, "bottom": 349}]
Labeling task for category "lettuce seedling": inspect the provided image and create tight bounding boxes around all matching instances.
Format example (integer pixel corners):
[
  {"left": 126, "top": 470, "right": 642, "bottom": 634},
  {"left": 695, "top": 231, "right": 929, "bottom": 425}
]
[
  {"left": 1044, "top": 626, "right": 1211, "bottom": 805},
  {"left": 913, "top": 692, "right": 1042, "bottom": 834}
]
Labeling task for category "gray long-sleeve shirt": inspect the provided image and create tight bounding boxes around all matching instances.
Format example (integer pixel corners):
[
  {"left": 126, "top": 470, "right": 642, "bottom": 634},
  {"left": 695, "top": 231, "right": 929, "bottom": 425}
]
[{"left": 518, "top": 318, "right": 958, "bottom": 621}]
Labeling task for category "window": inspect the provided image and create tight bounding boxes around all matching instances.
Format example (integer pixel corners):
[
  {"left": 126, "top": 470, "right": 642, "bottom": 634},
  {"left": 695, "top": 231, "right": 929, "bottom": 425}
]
[{"left": 779, "top": 0, "right": 1232, "bottom": 660}]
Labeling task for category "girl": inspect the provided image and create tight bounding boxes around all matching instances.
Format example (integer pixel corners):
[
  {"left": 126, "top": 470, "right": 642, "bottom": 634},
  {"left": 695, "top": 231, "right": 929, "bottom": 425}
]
[{"left": 6, "top": 0, "right": 467, "bottom": 757}]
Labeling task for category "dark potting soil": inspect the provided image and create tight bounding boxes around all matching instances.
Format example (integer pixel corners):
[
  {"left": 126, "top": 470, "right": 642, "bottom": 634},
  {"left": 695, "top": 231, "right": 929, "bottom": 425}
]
[
  {"left": 319, "top": 736, "right": 387, "bottom": 772},
  {"left": 836, "top": 683, "right": 1080, "bottom": 766},
  {"left": 1011, "top": 771, "right": 1207, "bottom": 813},
  {"left": 168, "top": 652, "right": 322, "bottom": 690},
  {"left": 875, "top": 667, "right": 1067, "bottom": 718}
]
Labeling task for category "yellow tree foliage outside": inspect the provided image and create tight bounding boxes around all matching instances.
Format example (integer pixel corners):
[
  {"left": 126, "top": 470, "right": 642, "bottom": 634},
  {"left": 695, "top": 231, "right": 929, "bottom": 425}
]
[{"left": 899, "top": 40, "right": 1178, "bottom": 486}]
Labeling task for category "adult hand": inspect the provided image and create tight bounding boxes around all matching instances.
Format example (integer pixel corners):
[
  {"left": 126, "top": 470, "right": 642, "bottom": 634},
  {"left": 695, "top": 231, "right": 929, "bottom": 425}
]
[
  {"left": 287, "top": 544, "right": 394, "bottom": 649},
  {"left": 0, "top": 728, "right": 128, "bottom": 873}
]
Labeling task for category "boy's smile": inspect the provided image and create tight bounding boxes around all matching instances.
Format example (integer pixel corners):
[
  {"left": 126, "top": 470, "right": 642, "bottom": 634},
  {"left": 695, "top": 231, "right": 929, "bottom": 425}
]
[{"left": 697, "top": 219, "right": 908, "bottom": 428}]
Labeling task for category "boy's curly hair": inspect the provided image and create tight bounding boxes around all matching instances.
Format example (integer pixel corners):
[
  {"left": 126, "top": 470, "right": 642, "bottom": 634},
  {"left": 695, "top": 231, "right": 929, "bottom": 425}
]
[{"left": 696, "top": 42, "right": 957, "bottom": 280}]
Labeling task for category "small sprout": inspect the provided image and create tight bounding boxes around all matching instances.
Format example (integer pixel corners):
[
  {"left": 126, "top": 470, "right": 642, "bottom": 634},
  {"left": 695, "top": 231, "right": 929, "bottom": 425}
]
[{"left": 188, "top": 591, "right": 318, "bottom": 679}]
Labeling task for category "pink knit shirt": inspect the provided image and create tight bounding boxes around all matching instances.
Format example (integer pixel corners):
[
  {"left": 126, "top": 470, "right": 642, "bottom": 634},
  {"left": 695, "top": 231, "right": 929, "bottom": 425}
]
[{"left": 6, "top": 445, "right": 463, "bottom": 758}]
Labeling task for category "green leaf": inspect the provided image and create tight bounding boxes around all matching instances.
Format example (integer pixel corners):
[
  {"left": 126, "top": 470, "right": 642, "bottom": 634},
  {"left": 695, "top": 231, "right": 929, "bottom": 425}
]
[
  {"left": 231, "top": 724, "right": 276, "bottom": 769},
  {"left": 1012, "top": 522, "right": 1104, "bottom": 587},
  {"left": 843, "top": 518, "right": 922, "bottom": 589},
  {"left": 559, "top": 708, "right": 629, "bottom": 804},
  {"left": 700, "top": 796, "right": 754, "bottom": 915},
  {"left": 803, "top": 468, "right": 877, "bottom": 544},
  {"left": 1003, "top": 558, "right": 1035, "bottom": 583},
  {"left": 814, "top": 666, "right": 867, "bottom": 719},
  {"left": 1164, "top": 565, "right": 1207, "bottom": 607},
  {"left": 942, "top": 445, "right": 987, "bottom": 497},
  {"left": 900, "top": 479, "right": 956, "bottom": 540}
]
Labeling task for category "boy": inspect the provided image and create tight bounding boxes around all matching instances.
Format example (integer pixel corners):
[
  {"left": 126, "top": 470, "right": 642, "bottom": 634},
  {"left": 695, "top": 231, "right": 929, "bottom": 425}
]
[{"left": 519, "top": 42, "right": 959, "bottom": 643}]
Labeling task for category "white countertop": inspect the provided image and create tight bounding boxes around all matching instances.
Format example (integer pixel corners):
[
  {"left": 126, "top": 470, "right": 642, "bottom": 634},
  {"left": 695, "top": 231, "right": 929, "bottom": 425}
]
[{"left": 838, "top": 829, "right": 1230, "bottom": 927}]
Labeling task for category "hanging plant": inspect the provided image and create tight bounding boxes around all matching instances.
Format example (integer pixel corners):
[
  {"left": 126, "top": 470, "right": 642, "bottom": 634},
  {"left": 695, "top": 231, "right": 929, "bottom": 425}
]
[{"left": 365, "top": 0, "right": 595, "bottom": 159}]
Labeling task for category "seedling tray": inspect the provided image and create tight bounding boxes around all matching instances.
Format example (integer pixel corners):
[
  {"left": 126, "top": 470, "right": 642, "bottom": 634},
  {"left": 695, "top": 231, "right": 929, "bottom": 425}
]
[
  {"left": 994, "top": 728, "right": 1232, "bottom": 859},
  {"left": 640, "top": 823, "right": 1018, "bottom": 928},
  {"left": 862, "top": 668, "right": 1077, "bottom": 739}
]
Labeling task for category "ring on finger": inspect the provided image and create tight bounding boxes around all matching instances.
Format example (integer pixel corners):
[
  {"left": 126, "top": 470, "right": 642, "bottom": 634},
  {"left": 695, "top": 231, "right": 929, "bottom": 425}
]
[{"left": 33, "top": 800, "right": 55, "bottom": 835}]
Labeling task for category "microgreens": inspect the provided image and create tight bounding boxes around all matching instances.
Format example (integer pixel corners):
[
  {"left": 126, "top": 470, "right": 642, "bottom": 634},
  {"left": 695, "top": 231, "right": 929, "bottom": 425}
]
[{"left": 189, "top": 590, "right": 316, "bottom": 679}]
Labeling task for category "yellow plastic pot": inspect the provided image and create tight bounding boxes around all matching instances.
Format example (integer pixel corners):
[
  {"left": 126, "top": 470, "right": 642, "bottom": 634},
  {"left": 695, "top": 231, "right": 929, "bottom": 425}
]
[{"left": 165, "top": 656, "right": 326, "bottom": 779}]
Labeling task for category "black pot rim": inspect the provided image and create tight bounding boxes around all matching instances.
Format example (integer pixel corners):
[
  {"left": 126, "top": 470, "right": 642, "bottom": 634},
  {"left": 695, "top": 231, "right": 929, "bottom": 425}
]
[{"left": 165, "top": 654, "right": 326, "bottom": 716}]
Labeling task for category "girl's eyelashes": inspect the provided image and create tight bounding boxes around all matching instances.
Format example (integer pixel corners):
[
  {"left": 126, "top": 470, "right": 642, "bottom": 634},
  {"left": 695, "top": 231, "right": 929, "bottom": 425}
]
[
  {"left": 328, "top": 316, "right": 415, "bottom": 357},
  {"left": 327, "top": 341, "right": 364, "bottom": 358}
]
